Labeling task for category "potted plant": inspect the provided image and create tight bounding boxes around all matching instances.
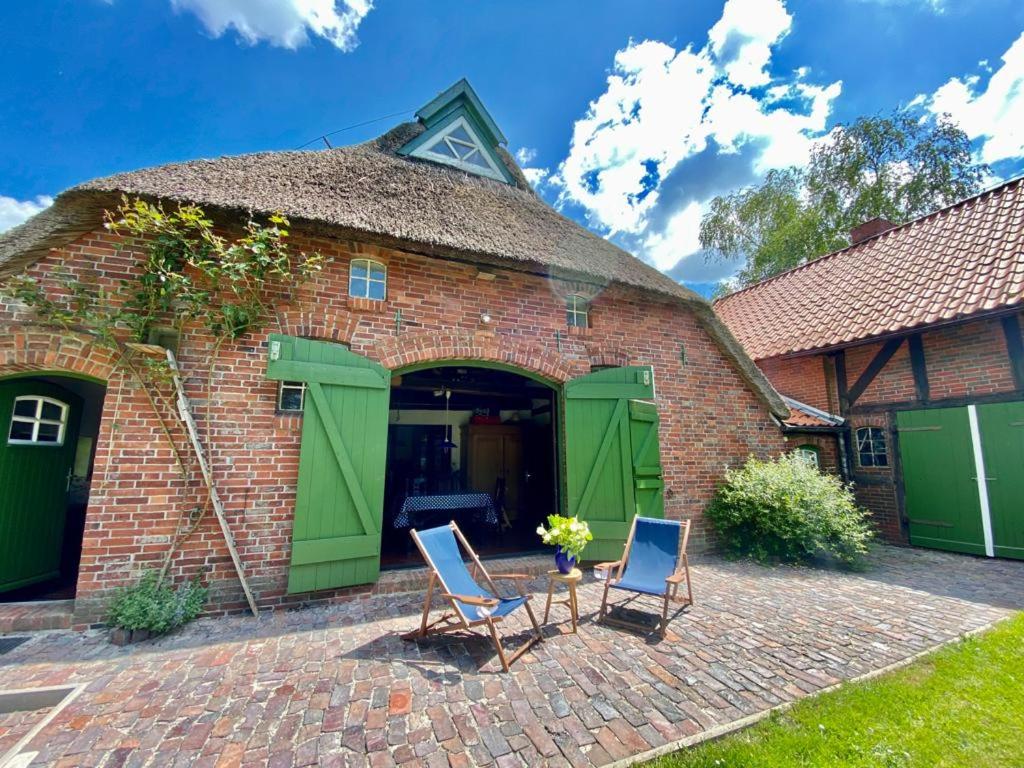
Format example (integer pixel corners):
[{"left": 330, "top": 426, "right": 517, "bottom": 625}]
[{"left": 536, "top": 514, "right": 593, "bottom": 574}]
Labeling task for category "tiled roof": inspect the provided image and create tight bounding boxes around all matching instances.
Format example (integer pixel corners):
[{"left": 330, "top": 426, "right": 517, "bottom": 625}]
[
  {"left": 782, "top": 396, "right": 844, "bottom": 429},
  {"left": 715, "top": 177, "right": 1024, "bottom": 360}
]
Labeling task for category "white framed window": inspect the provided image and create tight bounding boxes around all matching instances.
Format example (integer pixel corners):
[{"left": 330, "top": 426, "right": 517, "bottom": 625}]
[
  {"left": 408, "top": 116, "right": 508, "bottom": 182},
  {"left": 349, "top": 259, "right": 387, "bottom": 301},
  {"left": 278, "top": 381, "right": 306, "bottom": 413},
  {"left": 566, "top": 295, "right": 590, "bottom": 328},
  {"left": 856, "top": 426, "right": 888, "bottom": 467},
  {"left": 794, "top": 445, "right": 820, "bottom": 469},
  {"left": 8, "top": 396, "right": 69, "bottom": 445}
]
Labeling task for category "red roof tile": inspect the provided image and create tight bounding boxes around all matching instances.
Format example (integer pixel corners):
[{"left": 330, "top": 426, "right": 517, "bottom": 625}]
[{"left": 715, "top": 177, "right": 1024, "bottom": 360}]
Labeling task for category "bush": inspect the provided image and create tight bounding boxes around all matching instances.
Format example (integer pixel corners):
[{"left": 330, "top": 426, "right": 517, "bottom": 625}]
[
  {"left": 107, "top": 570, "right": 208, "bottom": 635},
  {"left": 706, "top": 453, "right": 874, "bottom": 567}
]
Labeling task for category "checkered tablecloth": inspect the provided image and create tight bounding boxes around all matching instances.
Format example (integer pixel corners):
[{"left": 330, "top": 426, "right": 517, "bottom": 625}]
[{"left": 393, "top": 493, "right": 498, "bottom": 529}]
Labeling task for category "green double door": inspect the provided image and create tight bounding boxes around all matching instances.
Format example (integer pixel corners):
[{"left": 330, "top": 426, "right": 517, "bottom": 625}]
[
  {"left": 897, "top": 401, "right": 1024, "bottom": 560},
  {"left": 268, "top": 336, "right": 664, "bottom": 591},
  {"left": 0, "top": 379, "right": 82, "bottom": 593}
]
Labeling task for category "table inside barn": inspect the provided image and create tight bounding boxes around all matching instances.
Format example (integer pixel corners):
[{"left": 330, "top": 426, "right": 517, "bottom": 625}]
[{"left": 392, "top": 492, "right": 499, "bottom": 531}]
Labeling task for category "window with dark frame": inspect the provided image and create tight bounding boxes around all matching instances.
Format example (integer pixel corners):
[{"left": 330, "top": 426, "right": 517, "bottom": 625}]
[
  {"left": 349, "top": 259, "right": 387, "bottom": 301},
  {"left": 278, "top": 381, "right": 306, "bottom": 413},
  {"left": 566, "top": 294, "right": 590, "bottom": 328},
  {"left": 856, "top": 426, "right": 888, "bottom": 467}
]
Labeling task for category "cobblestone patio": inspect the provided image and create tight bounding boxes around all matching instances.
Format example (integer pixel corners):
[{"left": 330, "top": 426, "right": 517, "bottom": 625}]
[{"left": 2, "top": 546, "right": 1021, "bottom": 767}]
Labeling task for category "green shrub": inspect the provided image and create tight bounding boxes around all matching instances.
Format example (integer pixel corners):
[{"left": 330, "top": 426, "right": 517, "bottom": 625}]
[
  {"left": 706, "top": 453, "right": 874, "bottom": 567},
  {"left": 107, "top": 570, "right": 208, "bottom": 635}
]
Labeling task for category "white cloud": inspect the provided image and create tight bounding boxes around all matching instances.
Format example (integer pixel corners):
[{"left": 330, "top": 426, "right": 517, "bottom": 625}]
[
  {"left": 0, "top": 194, "right": 53, "bottom": 233},
  {"left": 921, "top": 31, "right": 1024, "bottom": 166},
  {"left": 171, "top": 0, "right": 373, "bottom": 51},
  {"left": 514, "top": 147, "right": 538, "bottom": 165},
  {"left": 521, "top": 167, "right": 551, "bottom": 189},
  {"left": 551, "top": 0, "right": 841, "bottom": 274}
]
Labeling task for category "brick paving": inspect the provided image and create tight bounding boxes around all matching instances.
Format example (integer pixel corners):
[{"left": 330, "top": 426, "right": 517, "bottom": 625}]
[{"left": 1, "top": 546, "right": 1021, "bottom": 767}]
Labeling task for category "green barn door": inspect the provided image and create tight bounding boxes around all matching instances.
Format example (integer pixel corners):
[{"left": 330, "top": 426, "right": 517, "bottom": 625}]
[
  {"left": 564, "top": 366, "right": 660, "bottom": 561},
  {"left": 266, "top": 334, "right": 390, "bottom": 593},
  {"left": 0, "top": 379, "right": 82, "bottom": 593},
  {"left": 977, "top": 401, "right": 1024, "bottom": 560},
  {"left": 897, "top": 407, "right": 987, "bottom": 556}
]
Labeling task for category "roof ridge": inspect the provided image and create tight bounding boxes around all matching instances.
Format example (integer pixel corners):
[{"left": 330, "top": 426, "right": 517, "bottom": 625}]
[{"left": 715, "top": 173, "right": 1024, "bottom": 306}]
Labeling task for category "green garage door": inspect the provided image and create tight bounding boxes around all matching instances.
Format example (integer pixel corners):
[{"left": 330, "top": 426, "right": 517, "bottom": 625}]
[
  {"left": 564, "top": 366, "right": 663, "bottom": 561},
  {"left": 897, "top": 401, "right": 1023, "bottom": 560}
]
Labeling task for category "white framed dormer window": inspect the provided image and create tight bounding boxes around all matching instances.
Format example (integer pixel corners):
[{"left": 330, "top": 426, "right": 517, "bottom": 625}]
[
  {"left": 349, "top": 259, "right": 387, "bottom": 301},
  {"left": 566, "top": 295, "right": 590, "bottom": 328},
  {"left": 409, "top": 117, "right": 508, "bottom": 182},
  {"left": 8, "top": 396, "right": 69, "bottom": 445}
]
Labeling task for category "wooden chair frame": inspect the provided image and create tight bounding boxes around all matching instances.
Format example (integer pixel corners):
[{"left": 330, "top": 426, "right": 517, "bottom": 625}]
[
  {"left": 401, "top": 521, "right": 543, "bottom": 672},
  {"left": 595, "top": 516, "right": 693, "bottom": 638}
]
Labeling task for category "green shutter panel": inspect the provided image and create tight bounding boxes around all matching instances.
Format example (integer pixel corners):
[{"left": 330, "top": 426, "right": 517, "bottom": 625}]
[
  {"left": 977, "top": 401, "right": 1024, "bottom": 560},
  {"left": 897, "top": 407, "right": 987, "bottom": 556},
  {"left": 564, "top": 366, "right": 660, "bottom": 561},
  {"left": 266, "top": 335, "right": 390, "bottom": 593},
  {"left": 0, "top": 380, "right": 82, "bottom": 593}
]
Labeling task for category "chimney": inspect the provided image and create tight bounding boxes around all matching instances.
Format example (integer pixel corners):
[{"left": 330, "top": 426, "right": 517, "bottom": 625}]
[{"left": 849, "top": 217, "right": 896, "bottom": 245}]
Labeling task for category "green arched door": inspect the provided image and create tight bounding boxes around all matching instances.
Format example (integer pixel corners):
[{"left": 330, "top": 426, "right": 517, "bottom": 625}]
[{"left": 0, "top": 379, "right": 82, "bottom": 593}]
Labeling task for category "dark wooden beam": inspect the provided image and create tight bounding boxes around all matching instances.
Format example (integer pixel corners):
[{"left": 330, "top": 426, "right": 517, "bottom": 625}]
[
  {"left": 833, "top": 351, "right": 849, "bottom": 415},
  {"left": 907, "top": 333, "right": 930, "bottom": 403},
  {"left": 850, "top": 388, "right": 1024, "bottom": 414},
  {"left": 846, "top": 337, "right": 904, "bottom": 407},
  {"left": 1001, "top": 314, "right": 1024, "bottom": 391}
]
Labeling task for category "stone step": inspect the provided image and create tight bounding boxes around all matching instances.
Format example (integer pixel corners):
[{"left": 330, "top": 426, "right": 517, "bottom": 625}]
[{"left": 0, "top": 600, "right": 74, "bottom": 634}]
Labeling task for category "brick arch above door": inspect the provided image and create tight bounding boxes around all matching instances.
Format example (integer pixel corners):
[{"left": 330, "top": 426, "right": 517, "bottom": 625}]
[
  {"left": 276, "top": 307, "right": 360, "bottom": 344},
  {"left": 375, "top": 330, "right": 581, "bottom": 384},
  {"left": 0, "top": 330, "right": 118, "bottom": 383}
]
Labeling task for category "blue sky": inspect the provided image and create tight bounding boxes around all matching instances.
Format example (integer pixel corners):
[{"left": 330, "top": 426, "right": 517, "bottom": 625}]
[{"left": 2, "top": 0, "right": 1023, "bottom": 295}]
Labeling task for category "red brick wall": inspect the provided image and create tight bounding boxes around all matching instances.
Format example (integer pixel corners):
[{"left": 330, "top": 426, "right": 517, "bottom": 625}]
[
  {"left": 1, "top": 226, "right": 787, "bottom": 623},
  {"left": 752, "top": 312, "right": 1023, "bottom": 546},
  {"left": 782, "top": 432, "right": 839, "bottom": 474}
]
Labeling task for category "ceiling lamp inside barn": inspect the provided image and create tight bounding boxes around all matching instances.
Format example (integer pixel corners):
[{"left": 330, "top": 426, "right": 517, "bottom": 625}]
[{"left": 398, "top": 78, "right": 513, "bottom": 184}]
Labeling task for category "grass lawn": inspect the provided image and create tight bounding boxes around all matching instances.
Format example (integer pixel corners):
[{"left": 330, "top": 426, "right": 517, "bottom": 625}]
[{"left": 648, "top": 613, "right": 1024, "bottom": 768}]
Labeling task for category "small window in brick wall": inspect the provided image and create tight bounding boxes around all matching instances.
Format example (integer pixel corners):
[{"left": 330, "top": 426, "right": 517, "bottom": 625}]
[
  {"left": 349, "top": 259, "right": 387, "bottom": 301},
  {"left": 794, "top": 444, "right": 820, "bottom": 469},
  {"left": 278, "top": 381, "right": 306, "bottom": 413},
  {"left": 856, "top": 427, "right": 888, "bottom": 467},
  {"left": 566, "top": 295, "right": 590, "bottom": 328},
  {"left": 8, "top": 396, "right": 69, "bottom": 445}
]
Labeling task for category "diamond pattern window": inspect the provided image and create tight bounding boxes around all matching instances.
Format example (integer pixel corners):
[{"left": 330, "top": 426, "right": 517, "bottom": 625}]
[
  {"left": 8, "top": 396, "right": 69, "bottom": 445},
  {"left": 410, "top": 117, "right": 507, "bottom": 181}
]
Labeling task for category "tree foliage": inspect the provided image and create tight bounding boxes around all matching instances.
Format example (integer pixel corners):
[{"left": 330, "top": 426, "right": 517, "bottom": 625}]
[{"left": 702, "top": 113, "right": 989, "bottom": 289}]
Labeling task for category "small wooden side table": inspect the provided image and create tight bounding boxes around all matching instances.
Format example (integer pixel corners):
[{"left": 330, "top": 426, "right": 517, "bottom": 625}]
[{"left": 543, "top": 568, "right": 582, "bottom": 633}]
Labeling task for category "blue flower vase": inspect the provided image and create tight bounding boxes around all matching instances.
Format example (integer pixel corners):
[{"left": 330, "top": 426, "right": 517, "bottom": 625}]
[{"left": 554, "top": 546, "right": 576, "bottom": 575}]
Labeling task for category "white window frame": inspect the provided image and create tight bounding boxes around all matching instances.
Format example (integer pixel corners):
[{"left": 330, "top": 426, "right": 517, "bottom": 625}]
[
  {"left": 277, "top": 381, "right": 307, "bottom": 413},
  {"left": 349, "top": 258, "right": 387, "bottom": 301},
  {"left": 8, "top": 395, "right": 69, "bottom": 446},
  {"left": 566, "top": 294, "right": 590, "bottom": 328},
  {"left": 855, "top": 426, "right": 888, "bottom": 467},
  {"left": 409, "top": 116, "right": 508, "bottom": 182},
  {"left": 794, "top": 445, "right": 820, "bottom": 469}
]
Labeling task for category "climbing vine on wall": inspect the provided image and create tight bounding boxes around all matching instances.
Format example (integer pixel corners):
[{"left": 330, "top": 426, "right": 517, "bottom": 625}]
[{"left": 0, "top": 197, "right": 326, "bottom": 588}]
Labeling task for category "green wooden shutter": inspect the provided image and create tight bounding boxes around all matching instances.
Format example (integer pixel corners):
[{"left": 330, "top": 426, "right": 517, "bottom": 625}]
[
  {"left": 977, "top": 401, "right": 1024, "bottom": 560},
  {"left": 0, "top": 379, "right": 82, "bottom": 593},
  {"left": 564, "top": 366, "right": 660, "bottom": 561},
  {"left": 897, "top": 407, "right": 987, "bottom": 556},
  {"left": 266, "top": 335, "right": 390, "bottom": 593}
]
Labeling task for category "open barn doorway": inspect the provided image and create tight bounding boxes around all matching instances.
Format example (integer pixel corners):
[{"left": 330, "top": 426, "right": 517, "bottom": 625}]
[
  {"left": 382, "top": 365, "right": 559, "bottom": 567},
  {"left": 0, "top": 374, "right": 106, "bottom": 602}
]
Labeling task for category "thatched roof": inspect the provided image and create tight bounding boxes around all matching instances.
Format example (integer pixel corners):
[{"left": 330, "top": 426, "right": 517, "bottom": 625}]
[{"left": 0, "top": 122, "right": 788, "bottom": 418}]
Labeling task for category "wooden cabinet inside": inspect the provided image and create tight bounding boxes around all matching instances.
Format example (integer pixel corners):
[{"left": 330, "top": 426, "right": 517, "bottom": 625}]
[{"left": 463, "top": 424, "right": 523, "bottom": 522}]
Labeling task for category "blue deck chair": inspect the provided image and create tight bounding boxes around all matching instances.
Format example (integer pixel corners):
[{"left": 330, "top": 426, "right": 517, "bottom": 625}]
[
  {"left": 402, "top": 522, "right": 543, "bottom": 672},
  {"left": 596, "top": 516, "right": 693, "bottom": 638}
]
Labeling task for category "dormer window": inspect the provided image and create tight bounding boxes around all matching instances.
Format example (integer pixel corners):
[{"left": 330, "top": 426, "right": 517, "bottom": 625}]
[{"left": 410, "top": 117, "right": 507, "bottom": 182}]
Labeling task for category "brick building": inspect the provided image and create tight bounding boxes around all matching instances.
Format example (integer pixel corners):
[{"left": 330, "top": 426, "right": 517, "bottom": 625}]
[
  {"left": 0, "top": 81, "right": 789, "bottom": 624},
  {"left": 717, "top": 178, "right": 1024, "bottom": 560}
]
